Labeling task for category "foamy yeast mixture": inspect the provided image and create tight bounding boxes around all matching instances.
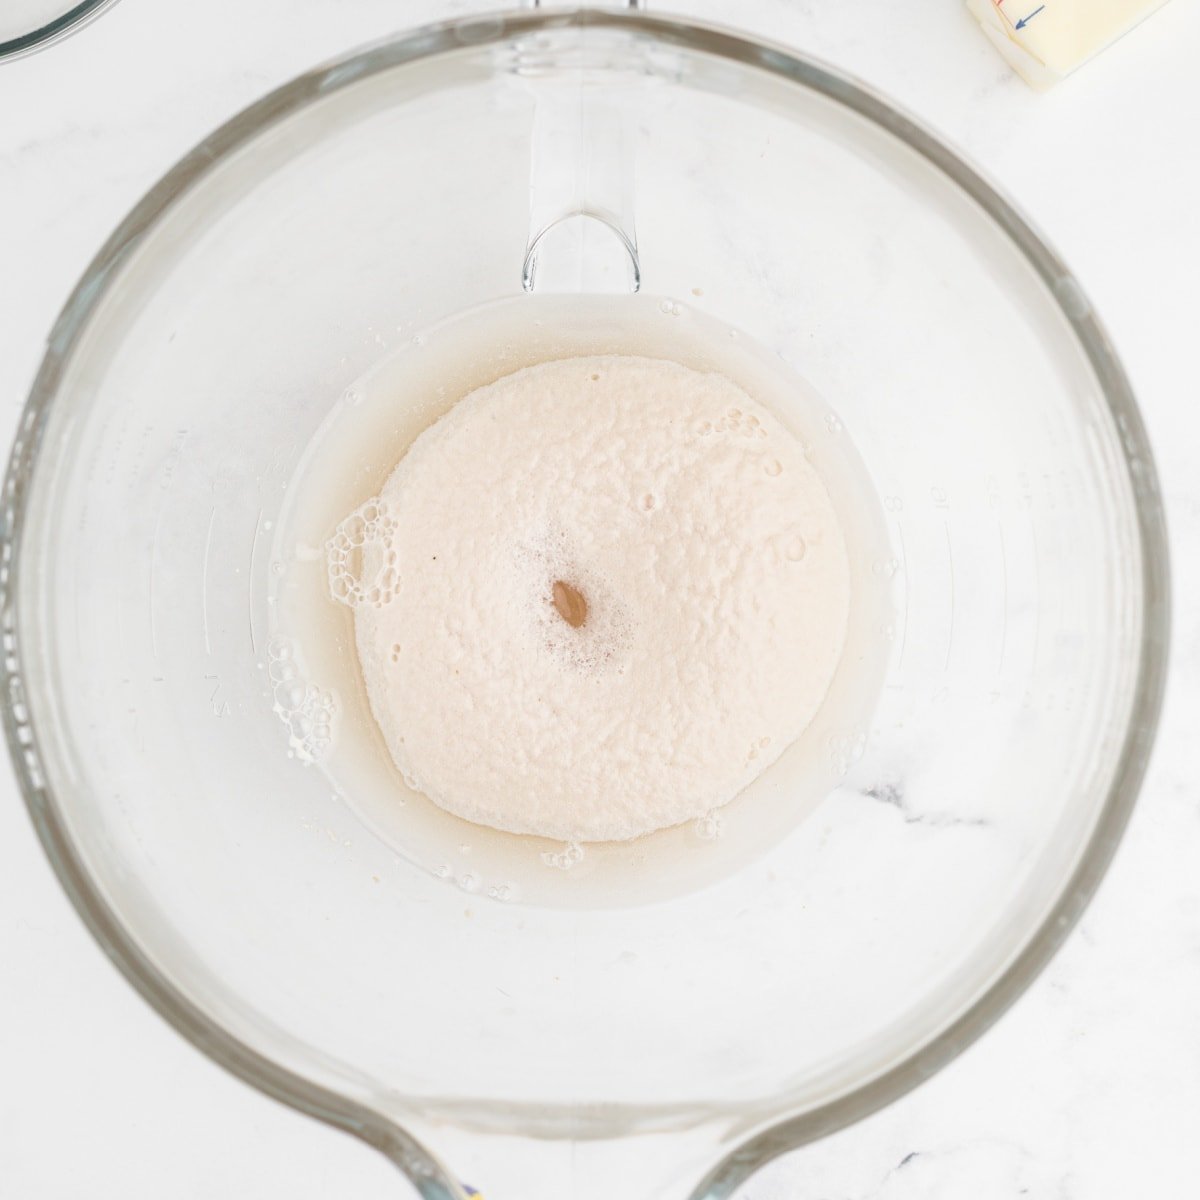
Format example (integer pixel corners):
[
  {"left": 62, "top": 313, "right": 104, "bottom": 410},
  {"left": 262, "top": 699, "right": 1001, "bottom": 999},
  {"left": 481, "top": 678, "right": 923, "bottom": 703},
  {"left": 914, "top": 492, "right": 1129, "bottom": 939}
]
[{"left": 328, "top": 355, "right": 851, "bottom": 843}]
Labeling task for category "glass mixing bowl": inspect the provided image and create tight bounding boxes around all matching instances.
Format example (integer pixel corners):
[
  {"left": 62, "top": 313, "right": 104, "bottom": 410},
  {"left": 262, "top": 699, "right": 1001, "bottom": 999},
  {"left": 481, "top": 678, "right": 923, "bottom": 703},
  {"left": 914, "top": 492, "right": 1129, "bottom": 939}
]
[{"left": 1, "top": 9, "right": 1168, "bottom": 1200}]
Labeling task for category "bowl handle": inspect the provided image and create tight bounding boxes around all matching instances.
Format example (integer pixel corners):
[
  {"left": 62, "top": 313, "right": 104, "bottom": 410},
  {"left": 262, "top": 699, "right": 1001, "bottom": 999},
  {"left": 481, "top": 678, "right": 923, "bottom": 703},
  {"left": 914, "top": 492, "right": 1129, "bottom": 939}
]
[{"left": 519, "top": 2, "right": 645, "bottom": 293}]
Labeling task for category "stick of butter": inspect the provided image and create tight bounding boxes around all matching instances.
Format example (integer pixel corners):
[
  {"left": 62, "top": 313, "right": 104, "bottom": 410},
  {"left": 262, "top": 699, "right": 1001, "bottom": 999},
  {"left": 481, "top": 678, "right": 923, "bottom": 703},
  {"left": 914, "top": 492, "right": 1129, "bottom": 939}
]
[{"left": 966, "top": 0, "right": 1170, "bottom": 89}]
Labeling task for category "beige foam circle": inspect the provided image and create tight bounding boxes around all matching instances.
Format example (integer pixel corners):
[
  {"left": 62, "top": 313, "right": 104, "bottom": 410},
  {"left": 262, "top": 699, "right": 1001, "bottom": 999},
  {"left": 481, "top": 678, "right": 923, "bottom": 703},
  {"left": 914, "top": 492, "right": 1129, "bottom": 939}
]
[{"left": 333, "top": 355, "right": 850, "bottom": 843}]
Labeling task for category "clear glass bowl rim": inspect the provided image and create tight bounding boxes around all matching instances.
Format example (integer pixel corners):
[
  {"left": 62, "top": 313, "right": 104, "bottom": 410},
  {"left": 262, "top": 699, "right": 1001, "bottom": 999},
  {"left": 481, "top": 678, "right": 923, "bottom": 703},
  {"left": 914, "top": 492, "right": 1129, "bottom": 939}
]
[
  {"left": 0, "top": 8, "right": 1171, "bottom": 1197},
  {"left": 0, "top": 0, "right": 121, "bottom": 63}
]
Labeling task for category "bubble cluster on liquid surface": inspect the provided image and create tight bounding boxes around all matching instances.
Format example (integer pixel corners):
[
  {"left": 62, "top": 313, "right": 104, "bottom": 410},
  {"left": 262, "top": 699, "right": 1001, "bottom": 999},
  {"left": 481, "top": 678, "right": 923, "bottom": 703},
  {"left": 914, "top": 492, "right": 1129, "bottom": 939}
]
[
  {"left": 432, "top": 859, "right": 516, "bottom": 901},
  {"left": 693, "top": 405, "right": 770, "bottom": 442},
  {"left": 540, "top": 842, "right": 585, "bottom": 870},
  {"left": 268, "top": 637, "right": 335, "bottom": 763},
  {"left": 327, "top": 497, "right": 399, "bottom": 608}
]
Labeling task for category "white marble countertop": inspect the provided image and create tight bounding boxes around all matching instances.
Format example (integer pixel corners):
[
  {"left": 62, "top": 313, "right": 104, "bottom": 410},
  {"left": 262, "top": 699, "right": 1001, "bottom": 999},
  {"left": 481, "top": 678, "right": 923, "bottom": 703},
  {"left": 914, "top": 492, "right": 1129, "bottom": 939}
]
[{"left": 2, "top": 1, "right": 1197, "bottom": 1196}]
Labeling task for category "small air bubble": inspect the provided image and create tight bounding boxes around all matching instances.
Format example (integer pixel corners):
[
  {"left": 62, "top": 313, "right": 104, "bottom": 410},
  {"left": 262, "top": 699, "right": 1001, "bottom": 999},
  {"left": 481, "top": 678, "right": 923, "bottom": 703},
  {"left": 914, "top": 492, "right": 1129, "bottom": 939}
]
[
  {"left": 763, "top": 458, "right": 782, "bottom": 477},
  {"left": 268, "top": 659, "right": 296, "bottom": 683},
  {"left": 825, "top": 413, "right": 843, "bottom": 434},
  {"left": 459, "top": 873, "right": 478, "bottom": 893},
  {"left": 786, "top": 536, "right": 807, "bottom": 562},
  {"left": 433, "top": 863, "right": 450, "bottom": 878}
]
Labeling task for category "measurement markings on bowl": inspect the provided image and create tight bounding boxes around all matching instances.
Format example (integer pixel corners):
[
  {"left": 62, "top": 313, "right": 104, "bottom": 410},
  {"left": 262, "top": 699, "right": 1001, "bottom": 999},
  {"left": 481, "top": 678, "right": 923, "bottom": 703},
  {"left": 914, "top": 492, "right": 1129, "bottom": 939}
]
[
  {"left": 248, "top": 506, "right": 264, "bottom": 655},
  {"left": 202, "top": 506, "right": 217, "bottom": 656}
]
